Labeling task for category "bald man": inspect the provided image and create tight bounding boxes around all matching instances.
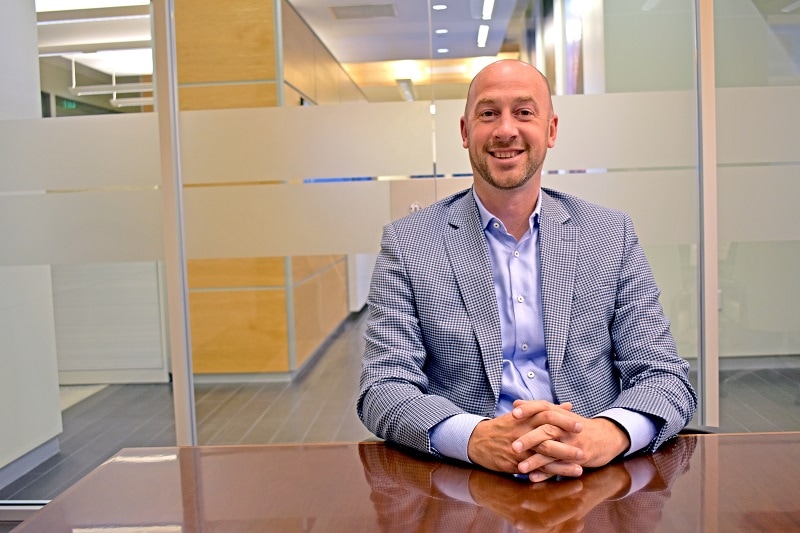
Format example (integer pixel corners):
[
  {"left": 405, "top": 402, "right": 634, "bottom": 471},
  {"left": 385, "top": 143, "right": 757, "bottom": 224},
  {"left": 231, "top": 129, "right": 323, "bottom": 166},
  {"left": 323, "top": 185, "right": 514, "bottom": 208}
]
[{"left": 358, "top": 60, "right": 696, "bottom": 482}]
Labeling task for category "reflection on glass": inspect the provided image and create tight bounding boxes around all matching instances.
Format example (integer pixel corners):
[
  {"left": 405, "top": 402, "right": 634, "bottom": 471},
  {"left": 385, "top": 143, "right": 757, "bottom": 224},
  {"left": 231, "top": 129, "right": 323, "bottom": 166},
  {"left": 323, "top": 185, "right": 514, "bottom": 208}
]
[{"left": 714, "top": 0, "right": 800, "bottom": 431}]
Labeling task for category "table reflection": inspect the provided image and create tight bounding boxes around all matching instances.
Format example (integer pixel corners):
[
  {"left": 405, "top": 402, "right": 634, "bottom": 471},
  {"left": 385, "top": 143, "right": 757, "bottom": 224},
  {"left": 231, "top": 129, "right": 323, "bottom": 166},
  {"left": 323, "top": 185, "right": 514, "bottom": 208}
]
[{"left": 359, "top": 436, "right": 697, "bottom": 532}]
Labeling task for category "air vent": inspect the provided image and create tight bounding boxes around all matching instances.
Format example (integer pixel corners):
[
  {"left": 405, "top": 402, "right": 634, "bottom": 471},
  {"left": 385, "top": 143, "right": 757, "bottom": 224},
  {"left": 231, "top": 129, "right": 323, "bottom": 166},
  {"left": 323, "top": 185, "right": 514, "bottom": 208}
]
[{"left": 330, "top": 4, "right": 397, "bottom": 20}]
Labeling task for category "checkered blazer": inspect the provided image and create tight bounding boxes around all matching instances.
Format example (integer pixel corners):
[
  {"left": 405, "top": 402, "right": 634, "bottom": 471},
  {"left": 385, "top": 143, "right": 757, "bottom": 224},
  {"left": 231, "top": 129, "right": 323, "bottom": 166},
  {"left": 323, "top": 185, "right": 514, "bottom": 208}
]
[{"left": 358, "top": 186, "right": 697, "bottom": 457}]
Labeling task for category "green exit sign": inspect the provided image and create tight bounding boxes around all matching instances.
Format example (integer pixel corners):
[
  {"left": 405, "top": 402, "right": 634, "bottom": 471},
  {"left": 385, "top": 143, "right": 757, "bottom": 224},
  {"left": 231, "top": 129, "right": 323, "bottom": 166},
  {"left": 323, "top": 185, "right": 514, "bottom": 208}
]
[{"left": 62, "top": 99, "right": 77, "bottom": 109}]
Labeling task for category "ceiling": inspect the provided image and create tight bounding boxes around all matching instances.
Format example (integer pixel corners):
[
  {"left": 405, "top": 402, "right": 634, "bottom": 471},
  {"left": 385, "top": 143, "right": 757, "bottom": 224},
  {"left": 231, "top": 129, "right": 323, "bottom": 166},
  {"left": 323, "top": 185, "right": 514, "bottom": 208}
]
[
  {"left": 35, "top": 0, "right": 800, "bottom": 102},
  {"left": 35, "top": 0, "right": 527, "bottom": 102}
]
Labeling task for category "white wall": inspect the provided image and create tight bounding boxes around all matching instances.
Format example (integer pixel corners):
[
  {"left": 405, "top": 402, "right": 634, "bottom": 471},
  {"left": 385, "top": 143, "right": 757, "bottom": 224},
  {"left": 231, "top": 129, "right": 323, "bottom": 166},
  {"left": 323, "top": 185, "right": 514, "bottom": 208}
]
[{"left": 0, "top": 1, "right": 62, "bottom": 477}]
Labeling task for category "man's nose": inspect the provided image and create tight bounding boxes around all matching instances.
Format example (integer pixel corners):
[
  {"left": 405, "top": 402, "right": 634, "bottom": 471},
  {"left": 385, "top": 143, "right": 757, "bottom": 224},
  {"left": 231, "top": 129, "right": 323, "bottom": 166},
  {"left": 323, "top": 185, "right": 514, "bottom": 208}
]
[{"left": 494, "top": 112, "right": 518, "bottom": 139}]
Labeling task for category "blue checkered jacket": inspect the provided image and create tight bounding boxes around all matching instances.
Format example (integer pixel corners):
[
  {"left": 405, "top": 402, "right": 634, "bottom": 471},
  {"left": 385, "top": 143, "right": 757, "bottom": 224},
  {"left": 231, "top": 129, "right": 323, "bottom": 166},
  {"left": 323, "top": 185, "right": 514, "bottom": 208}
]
[{"left": 358, "top": 186, "right": 697, "bottom": 456}]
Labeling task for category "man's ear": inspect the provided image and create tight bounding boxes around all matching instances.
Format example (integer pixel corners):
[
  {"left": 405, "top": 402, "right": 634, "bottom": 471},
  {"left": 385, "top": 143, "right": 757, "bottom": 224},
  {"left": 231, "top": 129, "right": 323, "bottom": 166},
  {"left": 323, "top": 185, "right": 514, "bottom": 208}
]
[{"left": 460, "top": 117, "right": 469, "bottom": 148}]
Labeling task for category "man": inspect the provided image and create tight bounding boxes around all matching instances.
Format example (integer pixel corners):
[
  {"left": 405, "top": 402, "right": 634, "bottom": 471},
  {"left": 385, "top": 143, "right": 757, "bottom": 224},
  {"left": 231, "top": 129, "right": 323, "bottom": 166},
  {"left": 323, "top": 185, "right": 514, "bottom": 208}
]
[{"left": 357, "top": 59, "right": 696, "bottom": 482}]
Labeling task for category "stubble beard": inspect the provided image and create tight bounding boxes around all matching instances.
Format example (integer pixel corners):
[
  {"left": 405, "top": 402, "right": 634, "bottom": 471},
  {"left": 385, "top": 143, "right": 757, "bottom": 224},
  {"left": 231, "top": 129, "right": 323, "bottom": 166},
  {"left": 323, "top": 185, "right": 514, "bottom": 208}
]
[{"left": 470, "top": 147, "right": 541, "bottom": 191}]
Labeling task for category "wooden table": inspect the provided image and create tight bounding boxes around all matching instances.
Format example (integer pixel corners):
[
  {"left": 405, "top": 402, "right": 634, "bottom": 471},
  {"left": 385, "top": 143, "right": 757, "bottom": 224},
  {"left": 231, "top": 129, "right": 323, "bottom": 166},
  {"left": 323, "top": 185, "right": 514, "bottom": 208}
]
[{"left": 14, "top": 433, "right": 800, "bottom": 532}]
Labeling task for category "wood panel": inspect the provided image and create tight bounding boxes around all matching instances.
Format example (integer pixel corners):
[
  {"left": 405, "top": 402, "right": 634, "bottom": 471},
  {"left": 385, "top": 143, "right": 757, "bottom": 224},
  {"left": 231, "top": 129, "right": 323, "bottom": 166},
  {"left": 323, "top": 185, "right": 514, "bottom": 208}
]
[
  {"left": 174, "top": 0, "right": 276, "bottom": 84},
  {"left": 190, "top": 290, "right": 289, "bottom": 373},
  {"left": 291, "top": 255, "right": 346, "bottom": 283},
  {"left": 187, "top": 257, "right": 285, "bottom": 289},
  {"left": 293, "top": 259, "right": 348, "bottom": 368},
  {"left": 178, "top": 83, "right": 278, "bottom": 111}
]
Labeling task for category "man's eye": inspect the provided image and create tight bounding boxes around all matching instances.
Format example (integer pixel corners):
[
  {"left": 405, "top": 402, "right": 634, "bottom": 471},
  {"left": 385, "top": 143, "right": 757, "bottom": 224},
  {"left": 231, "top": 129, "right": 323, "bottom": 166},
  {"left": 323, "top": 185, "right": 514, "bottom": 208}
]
[
  {"left": 479, "top": 110, "right": 496, "bottom": 118},
  {"left": 517, "top": 109, "right": 534, "bottom": 117}
]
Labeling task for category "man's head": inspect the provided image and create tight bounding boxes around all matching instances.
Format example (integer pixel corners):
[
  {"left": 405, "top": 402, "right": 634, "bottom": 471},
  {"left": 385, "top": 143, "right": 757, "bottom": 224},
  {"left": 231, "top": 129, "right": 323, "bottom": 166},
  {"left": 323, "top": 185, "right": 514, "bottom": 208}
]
[{"left": 460, "top": 60, "right": 558, "bottom": 195}]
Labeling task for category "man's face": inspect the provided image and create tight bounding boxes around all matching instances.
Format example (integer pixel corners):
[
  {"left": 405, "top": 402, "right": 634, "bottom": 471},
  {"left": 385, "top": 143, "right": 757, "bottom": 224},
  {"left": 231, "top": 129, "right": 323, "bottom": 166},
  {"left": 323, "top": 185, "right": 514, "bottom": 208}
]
[{"left": 460, "top": 61, "right": 558, "bottom": 193}]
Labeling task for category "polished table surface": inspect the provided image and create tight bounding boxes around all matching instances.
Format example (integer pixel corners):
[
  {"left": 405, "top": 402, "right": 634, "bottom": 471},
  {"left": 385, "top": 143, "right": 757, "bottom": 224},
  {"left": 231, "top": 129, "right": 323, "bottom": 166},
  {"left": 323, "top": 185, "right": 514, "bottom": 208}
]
[{"left": 14, "top": 432, "right": 800, "bottom": 532}]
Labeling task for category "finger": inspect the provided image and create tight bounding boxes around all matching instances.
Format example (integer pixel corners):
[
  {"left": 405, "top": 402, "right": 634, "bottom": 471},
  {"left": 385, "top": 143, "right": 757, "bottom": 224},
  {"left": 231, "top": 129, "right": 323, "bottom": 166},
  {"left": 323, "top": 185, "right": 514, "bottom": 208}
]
[
  {"left": 511, "top": 424, "right": 564, "bottom": 454},
  {"left": 538, "top": 460, "right": 584, "bottom": 479},
  {"left": 511, "top": 399, "right": 559, "bottom": 419}
]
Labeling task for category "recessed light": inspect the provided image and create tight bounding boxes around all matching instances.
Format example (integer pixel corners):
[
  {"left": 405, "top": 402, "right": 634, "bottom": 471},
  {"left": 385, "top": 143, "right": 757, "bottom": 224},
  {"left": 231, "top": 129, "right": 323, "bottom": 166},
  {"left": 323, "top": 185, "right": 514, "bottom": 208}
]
[
  {"left": 432, "top": 4, "right": 447, "bottom": 10},
  {"left": 477, "top": 25, "right": 489, "bottom": 47},
  {"left": 435, "top": 28, "right": 448, "bottom": 34},
  {"left": 482, "top": 0, "right": 495, "bottom": 20},
  {"left": 437, "top": 48, "right": 449, "bottom": 54}
]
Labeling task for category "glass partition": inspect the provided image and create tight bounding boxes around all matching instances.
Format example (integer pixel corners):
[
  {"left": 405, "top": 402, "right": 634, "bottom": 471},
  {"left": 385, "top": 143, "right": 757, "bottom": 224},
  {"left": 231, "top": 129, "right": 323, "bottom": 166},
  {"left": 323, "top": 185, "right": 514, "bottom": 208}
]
[
  {"left": 0, "top": 1, "right": 174, "bottom": 508},
  {"left": 714, "top": 0, "right": 800, "bottom": 431},
  {"left": 169, "top": 0, "right": 704, "bottom": 445}
]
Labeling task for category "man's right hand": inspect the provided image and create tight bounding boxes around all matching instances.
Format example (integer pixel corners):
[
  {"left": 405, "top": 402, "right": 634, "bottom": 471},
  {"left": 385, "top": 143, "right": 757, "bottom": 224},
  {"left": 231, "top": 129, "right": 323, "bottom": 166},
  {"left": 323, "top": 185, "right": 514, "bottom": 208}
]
[{"left": 466, "top": 400, "right": 584, "bottom": 477}]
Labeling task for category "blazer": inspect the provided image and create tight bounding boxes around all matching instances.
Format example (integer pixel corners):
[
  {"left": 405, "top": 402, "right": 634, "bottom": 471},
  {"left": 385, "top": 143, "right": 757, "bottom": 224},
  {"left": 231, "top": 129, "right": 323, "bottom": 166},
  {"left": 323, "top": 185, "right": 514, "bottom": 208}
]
[{"left": 358, "top": 186, "right": 697, "bottom": 456}]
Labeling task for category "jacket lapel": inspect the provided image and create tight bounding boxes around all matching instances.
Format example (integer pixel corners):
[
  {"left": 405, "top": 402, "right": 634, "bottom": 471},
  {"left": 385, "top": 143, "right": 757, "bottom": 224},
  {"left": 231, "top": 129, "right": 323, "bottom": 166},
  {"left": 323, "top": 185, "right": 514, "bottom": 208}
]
[
  {"left": 539, "top": 190, "right": 578, "bottom": 390},
  {"left": 444, "top": 189, "right": 503, "bottom": 401}
]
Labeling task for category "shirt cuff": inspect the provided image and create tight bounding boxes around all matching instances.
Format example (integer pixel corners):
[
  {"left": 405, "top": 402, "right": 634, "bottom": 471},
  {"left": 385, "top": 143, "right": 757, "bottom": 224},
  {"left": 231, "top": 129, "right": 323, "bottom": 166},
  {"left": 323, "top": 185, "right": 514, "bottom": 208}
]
[
  {"left": 429, "top": 413, "right": 488, "bottom": 463},
  {"left": 596, "top": 408, "right": 658, "bottom": 456}
]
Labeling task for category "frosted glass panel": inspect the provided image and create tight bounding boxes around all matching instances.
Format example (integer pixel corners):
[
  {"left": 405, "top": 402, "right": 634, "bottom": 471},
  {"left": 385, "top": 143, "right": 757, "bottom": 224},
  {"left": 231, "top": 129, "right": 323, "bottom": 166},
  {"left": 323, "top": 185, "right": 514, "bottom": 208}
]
[
  {"left": 179, "top": 103, "right": 435, "bottom": 183},
  {"left": 717, "top": 87, "right": 800, "bottom": 165},
  {"left": 0, "top": 114, "right": 160, "bottom": 191},
  {"left": 0, "top": 190, "right": 163, "bottom": 266},
  {"left": 435, "top": 92, "right": 698, "bottom": 175},
  {"left": 184, "top": 181, "right": 391, "bottom": 258}
]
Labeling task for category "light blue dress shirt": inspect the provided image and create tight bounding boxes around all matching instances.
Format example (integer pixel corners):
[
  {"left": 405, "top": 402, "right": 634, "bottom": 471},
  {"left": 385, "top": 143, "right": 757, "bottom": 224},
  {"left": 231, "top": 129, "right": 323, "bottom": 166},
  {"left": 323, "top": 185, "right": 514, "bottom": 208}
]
[{"left": 430, "top": 190, "right": 656, "bottom": 463}]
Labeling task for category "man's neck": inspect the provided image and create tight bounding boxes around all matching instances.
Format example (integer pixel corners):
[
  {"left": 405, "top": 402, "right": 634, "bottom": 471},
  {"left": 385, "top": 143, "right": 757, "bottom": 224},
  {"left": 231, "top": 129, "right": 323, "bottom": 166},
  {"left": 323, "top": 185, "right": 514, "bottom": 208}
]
[{"left": 475, "top": 185, "right": 540, "bottom": 241}]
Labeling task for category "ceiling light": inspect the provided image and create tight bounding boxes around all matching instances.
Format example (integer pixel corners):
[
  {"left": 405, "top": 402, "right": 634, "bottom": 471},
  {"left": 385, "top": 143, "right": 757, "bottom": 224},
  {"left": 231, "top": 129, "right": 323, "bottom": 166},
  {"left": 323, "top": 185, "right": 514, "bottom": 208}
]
[
  {"left": 782, "top": 0, "right": 800, "bottom": 12},
  {"left": 482, "top": 0, "right": 495, "bottom": 20},
  {"left": 435, "top": 28, "right": 448, "bottom": 34},
  {"left": 432, "top": 4, "right": 447, "bottom": 10},
  {"left": 69, "top": 81, "right": 152, "bottom": 96},
  {"left": 437, "top": 48, "right": 449, "bottom": 54},
  {"left": 396, "top": 79, "right": 416, "bottom": 102},
  {"left": 477, "top": 25, "right": 489, "bottom": 47},
  {"left": 110, "top": 96, "right": 153, "bottom": 108},
  {"left": 35, "top": 0, "right": 149, "bottom": 11}
]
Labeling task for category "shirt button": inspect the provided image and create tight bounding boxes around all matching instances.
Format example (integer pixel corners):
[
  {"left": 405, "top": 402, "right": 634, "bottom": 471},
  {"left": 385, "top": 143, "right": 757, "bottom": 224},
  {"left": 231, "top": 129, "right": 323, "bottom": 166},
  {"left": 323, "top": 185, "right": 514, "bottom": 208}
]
[
  {"left": 521, "top": 343, "right": 528, "bottom": 351},
  {"left": 517, "top": 296, "right": 524, "bottom": 303},
  {"left": 527, "top": 371, "right": 535, "bottom": 379},
  {"left": 514, "top": 251, "right": 520, "bottom": 257},
  {"left": 493, "top": 222, "right": 500, "bottom": 229}
]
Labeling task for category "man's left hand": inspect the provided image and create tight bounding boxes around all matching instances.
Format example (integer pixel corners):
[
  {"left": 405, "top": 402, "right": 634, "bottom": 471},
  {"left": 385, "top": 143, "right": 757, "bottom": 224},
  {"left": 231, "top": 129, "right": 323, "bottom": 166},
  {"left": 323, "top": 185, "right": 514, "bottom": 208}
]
[{"left": 510, "top": 400, "right": 630, "bottom": 482}]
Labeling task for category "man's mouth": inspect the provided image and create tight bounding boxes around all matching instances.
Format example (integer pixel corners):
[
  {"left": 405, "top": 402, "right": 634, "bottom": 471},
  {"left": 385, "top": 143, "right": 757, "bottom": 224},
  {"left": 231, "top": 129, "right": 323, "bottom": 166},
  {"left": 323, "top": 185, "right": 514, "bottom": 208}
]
[{"left": 490, "top": 149, "right": 524, "bottom": 159}]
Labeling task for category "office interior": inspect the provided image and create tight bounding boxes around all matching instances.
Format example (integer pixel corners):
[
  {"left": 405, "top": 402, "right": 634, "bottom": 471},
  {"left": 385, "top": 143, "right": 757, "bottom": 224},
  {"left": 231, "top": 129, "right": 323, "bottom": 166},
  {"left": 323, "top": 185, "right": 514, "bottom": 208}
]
[{"left": 1, "top": 0, "right": 798, "bottom": 517}]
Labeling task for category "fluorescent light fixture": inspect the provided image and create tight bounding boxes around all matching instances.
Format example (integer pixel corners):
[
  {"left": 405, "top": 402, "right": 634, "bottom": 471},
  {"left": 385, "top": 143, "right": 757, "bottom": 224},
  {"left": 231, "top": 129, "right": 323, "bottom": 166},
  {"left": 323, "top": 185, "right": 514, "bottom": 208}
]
[
  {"left": 110, "top": 96, "right": 153, "bottom": 108},
  {"left": 477, "top": 24, "right": 489, "bottom": 47},
  {"left": 35, "top": 0, "right": 149, "bottom": 11},
  {"left": 435, "top": 28, "right": 448, "bottom": 34},
  {"left": 482, "top": 0, "right": 495, "bottom": 20},
  {"left": 437, "top": 48, "right": 449, "bottom": 54},
  {"left": 37, "top": 14, "right": 149, "bottom": 25},
  {"left": 432, "top": 4, "right": 447, "bottom": 10},
  {"left": 69, "top": 81, "right": 152, "bottom": 96},
  {"left": 396, "top": 79, "right": 416, "bottom": 102},
  {"left": 782, "top": 0, "right": 800, "bottom": 12}
]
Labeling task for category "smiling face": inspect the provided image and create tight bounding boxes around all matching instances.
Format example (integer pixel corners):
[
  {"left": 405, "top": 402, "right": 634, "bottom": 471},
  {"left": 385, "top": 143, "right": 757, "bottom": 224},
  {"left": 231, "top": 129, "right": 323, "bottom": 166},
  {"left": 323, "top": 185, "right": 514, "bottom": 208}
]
[{"left": 460, "top": 60, "right": 558, "bottom": 196}]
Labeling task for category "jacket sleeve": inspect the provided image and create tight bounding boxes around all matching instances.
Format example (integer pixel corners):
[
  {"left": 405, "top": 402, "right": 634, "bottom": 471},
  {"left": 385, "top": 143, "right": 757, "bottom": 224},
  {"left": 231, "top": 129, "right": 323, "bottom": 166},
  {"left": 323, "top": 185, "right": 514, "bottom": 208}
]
[{"left": 357, "top": 223, "right": 467, "bottom": 455}]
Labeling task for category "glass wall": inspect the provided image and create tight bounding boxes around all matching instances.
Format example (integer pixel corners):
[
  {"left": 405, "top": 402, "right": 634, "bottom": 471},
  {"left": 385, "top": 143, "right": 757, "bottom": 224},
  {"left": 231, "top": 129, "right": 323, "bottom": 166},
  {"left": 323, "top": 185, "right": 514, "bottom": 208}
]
[
  {"left": 168, "top": 0, "right": 703, "bottom": 445},
  {"left": 3, "top": 0, "right": 799, "bottom": 510},
  {"left": 714, "top": 0, "right": 800, "bottom": 431},
  {"left": 0, "top": 1, "right": 174, "bottom": 506}
]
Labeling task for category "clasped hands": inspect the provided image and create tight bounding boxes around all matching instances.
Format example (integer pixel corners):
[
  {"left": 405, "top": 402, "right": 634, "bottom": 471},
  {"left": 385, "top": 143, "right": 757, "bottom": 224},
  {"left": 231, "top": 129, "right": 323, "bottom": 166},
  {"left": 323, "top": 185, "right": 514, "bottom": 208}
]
[{"left": 466, "top": 400, "right": 630, "bottom": 482}]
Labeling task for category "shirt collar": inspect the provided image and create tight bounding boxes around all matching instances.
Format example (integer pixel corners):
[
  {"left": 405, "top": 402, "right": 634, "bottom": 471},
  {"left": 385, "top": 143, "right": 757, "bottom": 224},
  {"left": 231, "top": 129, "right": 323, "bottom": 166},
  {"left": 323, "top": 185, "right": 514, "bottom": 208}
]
[{"left": 473, "top": 187, "right": 542, "bottom": 235}]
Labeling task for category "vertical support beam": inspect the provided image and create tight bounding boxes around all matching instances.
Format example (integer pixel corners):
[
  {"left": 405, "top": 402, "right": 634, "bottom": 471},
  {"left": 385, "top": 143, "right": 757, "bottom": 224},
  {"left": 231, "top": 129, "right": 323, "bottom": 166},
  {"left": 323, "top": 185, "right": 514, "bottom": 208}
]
[
  {"left": 695, "top": 0, "right": 720, "bottom": 427},
  {"left": 553, "top": 0, "right": 567, "bottom": 95},
  {"left": 152, "top": 0, "right": 197, "bottom": 445}
]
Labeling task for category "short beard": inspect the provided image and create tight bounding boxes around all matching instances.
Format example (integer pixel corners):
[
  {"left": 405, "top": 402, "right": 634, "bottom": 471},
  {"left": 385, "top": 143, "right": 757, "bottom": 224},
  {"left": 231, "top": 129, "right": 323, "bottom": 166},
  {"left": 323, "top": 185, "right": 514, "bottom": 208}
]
[{"left": 470, "top": 150, "right": 537, "bottom": 191}]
